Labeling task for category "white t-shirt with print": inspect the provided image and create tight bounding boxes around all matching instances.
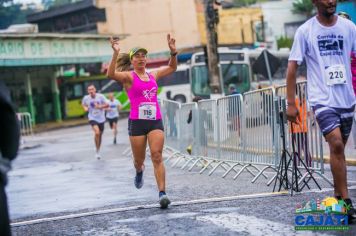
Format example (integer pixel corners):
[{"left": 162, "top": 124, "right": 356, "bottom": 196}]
[
  {"left": 106, "top": 99, "right": 121, "bottom": 119},
  {"left": 82, "top": 93, "right": 108, "bottom": 123},
  {"left": 289, "top": 16, "right": 356, "bottom": 108}
]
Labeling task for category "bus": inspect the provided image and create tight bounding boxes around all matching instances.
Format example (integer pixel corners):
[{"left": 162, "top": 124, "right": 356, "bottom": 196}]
[
  {"left": 190, "top": 48, "right": 251, "bottom": 98},
  {"left": 63, "top": 75, "right": 128, "bottom": 118},
  {"left": 156, "top": 63, "right": 191, "bottom": 103},
  {"left": 189, "top": 48, "right": 306, "bottom": 98},
  {"left": 63, "top": 64, "right": 191, "bottom": 118}
]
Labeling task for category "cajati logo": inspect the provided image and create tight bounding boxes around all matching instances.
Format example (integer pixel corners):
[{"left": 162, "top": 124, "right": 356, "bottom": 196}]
[{"left": 294, "top": 197, "right": 350, "bottom": 231}]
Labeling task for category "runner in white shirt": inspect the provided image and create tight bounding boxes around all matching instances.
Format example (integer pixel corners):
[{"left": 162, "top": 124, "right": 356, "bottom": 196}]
[
  {"left": 82, "top": 84, "right": 109, "bottom": 159},
  {"left": 286, "top": 0, "right": 356, "bottom": 223},
  {"left": 106, "top": 93, "right": 122, "bottom": 144}
]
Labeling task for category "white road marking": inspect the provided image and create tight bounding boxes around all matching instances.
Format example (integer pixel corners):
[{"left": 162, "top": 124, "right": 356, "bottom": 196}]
[
  {"left": 11, "top": 185, "right": 356, "bottom": 228},
  {"left": 11, "top": 191, "right": 288, "bottom": 227}
]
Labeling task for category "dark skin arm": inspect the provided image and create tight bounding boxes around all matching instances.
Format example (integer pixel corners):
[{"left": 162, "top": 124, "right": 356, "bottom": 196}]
[{"left": 286, "top": 61, "right": 299, "bottom": 123}]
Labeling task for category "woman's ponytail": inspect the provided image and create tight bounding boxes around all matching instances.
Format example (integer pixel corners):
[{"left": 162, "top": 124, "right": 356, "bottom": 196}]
[{"left": 116, "top": 53, "right": 131, "bottom": 72}]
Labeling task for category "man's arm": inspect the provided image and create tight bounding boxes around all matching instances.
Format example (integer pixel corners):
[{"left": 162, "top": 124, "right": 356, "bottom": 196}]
[
  {"left": 286, "top": 61, "right": 299, "bottom": 123},
  {"left": 82, "top": 98, "right": 89, "bottom": 112}
]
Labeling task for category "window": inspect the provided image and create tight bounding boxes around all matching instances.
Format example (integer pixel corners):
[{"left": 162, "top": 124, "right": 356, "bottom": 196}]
[
  {"left": 191, "top": 66, "right": 211, "bottom": 96},
  {"left": 222, "top": 64, "right": 250, "bottom": 94},
  {"left": 67, "top": 83, "right": 84, "bottom": 99}
]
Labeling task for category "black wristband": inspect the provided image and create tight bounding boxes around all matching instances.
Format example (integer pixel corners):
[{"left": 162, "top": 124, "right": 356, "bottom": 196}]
[{"left": 170, "top": 51, "right": 178, "bottom": 56}]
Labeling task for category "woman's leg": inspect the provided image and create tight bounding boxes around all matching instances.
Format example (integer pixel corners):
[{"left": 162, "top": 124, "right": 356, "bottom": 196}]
[
  {"left": 129, "top": 135, "right": 147, "bottom": 188},
  {"left": 147, "top": 129, "right": 170, "bottom": 208},
  {"left": 147, "top": 130, "right": 165, "bottom": 192}
]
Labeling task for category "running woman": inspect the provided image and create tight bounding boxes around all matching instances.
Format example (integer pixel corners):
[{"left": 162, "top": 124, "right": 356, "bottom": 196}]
[
  {"left": 82, "top": 84, "right": 109, "bottom": 159},
  {"left": 107, "top": 34, "right": 177, "bottom": 209},
  {"left": 286, "top": 0, "right": 356, "bottom": 222},
  {"left": 106, "top": 93, "right": 122, "bottom": 144}
]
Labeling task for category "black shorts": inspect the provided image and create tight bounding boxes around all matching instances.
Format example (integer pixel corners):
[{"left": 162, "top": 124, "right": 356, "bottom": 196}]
[
  {"left": 107, "top": 117, "right": 118, "bottom": 129},
  {"left": 89, "top": 120, "right": 105, "bottom": 132},
  {"left": 128, "top": 119, "right": 164, "bottom": 136}
]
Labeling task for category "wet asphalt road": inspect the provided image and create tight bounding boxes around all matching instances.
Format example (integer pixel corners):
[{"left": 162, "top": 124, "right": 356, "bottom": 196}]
[{"left": 7, "top": 119, "right": 356, "bottom": 235}]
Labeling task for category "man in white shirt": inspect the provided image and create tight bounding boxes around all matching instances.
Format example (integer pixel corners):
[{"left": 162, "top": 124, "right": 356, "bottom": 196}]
[
  {"left": 82, "top": 84, "right": 109, "bottom": 159},
  {"left": 286, "top": 0, "right": 356, "bottom": 223},
  {"left": 106, "top": 93, "right": 122, "bottom": 144}
]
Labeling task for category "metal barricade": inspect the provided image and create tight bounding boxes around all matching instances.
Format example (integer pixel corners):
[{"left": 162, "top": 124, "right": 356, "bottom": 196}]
[
  {"left": 161, "top": 100, "right": 181, "bottom": 151},
  {"left": 161, "top": 81, "right": 331, "bottom": 188},
  {"left": 275, "top": 81, "right": 331, "bottom": 186},
  {"left": 242, "top": 88, "right": 277, "bottom": 165},
  {"left": 17, "top": 112, "right": 33, "bottom": 137},
  {"left": 196, "top": 99, "right": 218, "bottom": 159},
  {"left": 214, "top": 94, "right": 244, "bottom": 161}
]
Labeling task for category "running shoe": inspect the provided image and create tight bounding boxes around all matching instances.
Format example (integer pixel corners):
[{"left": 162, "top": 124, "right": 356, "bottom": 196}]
[
  {"left": 159, "top": 193, "right": 171, "bottom": 209},
  {"left": 113, "top": 137, "right": 117, "bottom": 144},
  {"left": 95, "top": 152, "right": 101, "bottom": 160},
  {"left": 134, "top": 170, "right": 144, "bottom": 189}
]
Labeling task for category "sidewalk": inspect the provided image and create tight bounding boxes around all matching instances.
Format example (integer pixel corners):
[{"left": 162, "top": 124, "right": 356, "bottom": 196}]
[{"left": 33, "top": 118, "right": 88, "bottom": 133}]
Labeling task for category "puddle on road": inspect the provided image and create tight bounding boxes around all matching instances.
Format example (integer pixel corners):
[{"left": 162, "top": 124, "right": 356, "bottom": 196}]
[
  {"left": 82, "top": 225, "right": 140, "bottom": 236},
  {"left": 196, "top": 213, "right": 328, "bottom": 236}
]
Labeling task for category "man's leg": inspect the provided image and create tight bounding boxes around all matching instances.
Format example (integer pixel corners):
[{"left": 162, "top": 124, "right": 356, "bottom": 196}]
[
  {"left": 113, "top": 121, "right": 118, "bottom": 144},
  {"left": 91, "top": 125, "right": 101, "bottom": 152},
  {"left": 325, "top": 128, "right": 348, "bottom": 199}
]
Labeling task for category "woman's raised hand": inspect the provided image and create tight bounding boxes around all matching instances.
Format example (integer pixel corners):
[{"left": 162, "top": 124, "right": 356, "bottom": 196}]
[
  {"left": 167, "top": 34, "right": 176, "bottom": 53},
  {"left": 110, "top": 36, "right": 120, "bottom": 53}
]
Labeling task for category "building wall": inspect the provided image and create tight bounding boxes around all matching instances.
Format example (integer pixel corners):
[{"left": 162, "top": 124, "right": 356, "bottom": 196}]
[
  {"left": 96, "top": 0, "right": 201, "bottom": 54},
  {"left": 196, "top": 8, "right": 262, "bottom": 45},
  {"left": 257, "top": 0, "right": 307, "bottom": 48}
]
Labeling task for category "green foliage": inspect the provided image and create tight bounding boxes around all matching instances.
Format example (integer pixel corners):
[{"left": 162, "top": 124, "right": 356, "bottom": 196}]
[
  {"left": 276, "top": 36, "right": 293, "bottom": 49},
  {"left": 0, "top": 0, "right": 36, "bottom": 29},
  {"left": 42, "top": 0, "right": 81, "bottom": 10},
  {"left": 232, "top": 0, "right": 266, "bottom": 7},
  {"left": 292, "top": 0, "right": 314, "bottom": 18}
]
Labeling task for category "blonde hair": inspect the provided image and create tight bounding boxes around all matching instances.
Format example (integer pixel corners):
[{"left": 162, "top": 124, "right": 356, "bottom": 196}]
[{"left": 116, "top": 53, "right": 131, "bottom": 72}]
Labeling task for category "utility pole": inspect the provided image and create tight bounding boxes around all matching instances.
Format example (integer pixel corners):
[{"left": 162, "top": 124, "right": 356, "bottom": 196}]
[{"left": 204, "top": 0, "right": 221, "bottom": 94}]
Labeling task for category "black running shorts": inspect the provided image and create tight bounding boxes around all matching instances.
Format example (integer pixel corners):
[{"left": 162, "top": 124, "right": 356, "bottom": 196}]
[
  {"left": 107, "top": 117, "right": 118, "bottom": 129},
  {"left": 128, "top": 119, "right": 164, "bottom": 136},
  {"left": 89, "top": 120, "right": 105, "bottom": 132}
]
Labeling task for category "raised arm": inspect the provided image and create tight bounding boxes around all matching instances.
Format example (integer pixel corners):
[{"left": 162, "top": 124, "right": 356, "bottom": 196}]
[
  {"left": 106, "top": 37, "right": 131, "bottom": 83},
  {"left": 286, "top": 61, "right": 299, "bottom": 123},
  {"left": 152, "top": 34, "right": 178, "bottom": 80}
]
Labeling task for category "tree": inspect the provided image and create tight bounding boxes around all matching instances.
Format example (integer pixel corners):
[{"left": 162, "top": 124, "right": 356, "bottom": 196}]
[
  {"left": 292, "top": 0, "right": 314, "bottom": 18},
  {"left": 232, "top": 0, "right": 265, "bottom": 7},
  {"left": 42, "top": 0, "right": 81, "bottom": 10},
  {"left": 276, "top": 36, "right": 293, "bottom": 50},
  {"left": 0, "top": 0, "right": 36, "bottom": 29}
]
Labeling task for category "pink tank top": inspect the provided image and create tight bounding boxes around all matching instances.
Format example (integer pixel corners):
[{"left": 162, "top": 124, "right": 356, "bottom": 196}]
[{"left": 127, "top": 71, "right": 162, "bottom": 120}]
